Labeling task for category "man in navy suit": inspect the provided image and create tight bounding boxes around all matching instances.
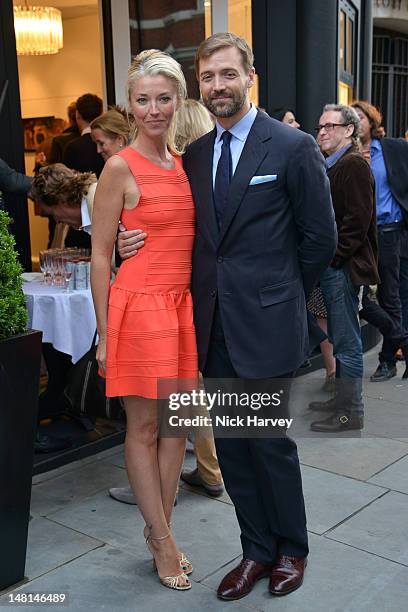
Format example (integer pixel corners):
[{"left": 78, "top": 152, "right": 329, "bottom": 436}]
[{"left": 118, "top": 33, "right": 337, "bottom": 600}]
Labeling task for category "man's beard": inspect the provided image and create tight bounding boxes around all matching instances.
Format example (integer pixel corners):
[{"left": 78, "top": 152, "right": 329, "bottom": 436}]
[{"left": 203, "top": 90, "right": 246, "bottom": 118}]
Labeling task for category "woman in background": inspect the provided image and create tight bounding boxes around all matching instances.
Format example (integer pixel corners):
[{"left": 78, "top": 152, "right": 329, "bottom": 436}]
[
  {"left": 173, "top": 98, "right": 214, "bottom": 151},
  {"left": 91, "top": 108, "right": 131, "bottom": 162},
  {"left": 270, "top": 107, "right": 300, "bottom": 129}
]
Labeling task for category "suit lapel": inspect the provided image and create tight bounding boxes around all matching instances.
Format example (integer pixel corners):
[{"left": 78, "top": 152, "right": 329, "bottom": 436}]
[
  {"left": 218, "top": 118, "right": 269, "bottom": 245},
  {"left": 194, "top": 129, "right": 218, "bottom": 248}
]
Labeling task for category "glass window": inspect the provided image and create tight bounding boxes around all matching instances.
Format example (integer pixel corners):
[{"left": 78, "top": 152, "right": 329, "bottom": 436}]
[
  {"left": 204, "top": 0, "right": 212, "bottom": 37},
  {"left": 347, "top": 16, "right": 354, "bottom": 74},
  {"left": 228, "top": 0, "right": 252, "bottom": 45},
  {"left": 340, "top": 10, "right": 346, "bottom": 72},
  {"left": 338, "top": 81, "right": 352, "bottom": 104},
  {"left": 338, "top": 0, "right": 356, "bottom": 103},
  {"left": 228, "top": 0, "right": 258, "bottom": 105},
  {"left": 127, "top": 1, "right": 257, "bottom": 104},
  {"left": 128, "top": 1, "right": 207, "bottom": 99}
]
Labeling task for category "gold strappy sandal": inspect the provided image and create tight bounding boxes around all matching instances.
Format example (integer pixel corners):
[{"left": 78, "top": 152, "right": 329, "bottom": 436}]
[
  {"left": 145, "top": 530, "right": 191, "bottom": 591},
  {"left": 168, "top": 522, "right": 193, "bottom": 575},
  {"left": 144, "top": 525, "right": 193, "bottom": 575}
]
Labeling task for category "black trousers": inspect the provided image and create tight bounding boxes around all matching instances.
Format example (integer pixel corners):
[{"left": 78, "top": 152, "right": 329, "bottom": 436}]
[
  {"left": 203, "top": 306, "right": 308, "bottom": 564},
  {"left": 39, "top": 343, "right": 72, "bottom": 417},
  {"left": 376, "top": 227, "right": 408, "bottom": 363},
  {"left": 361, "top": 286, "right": 394, "bottom": 339}
]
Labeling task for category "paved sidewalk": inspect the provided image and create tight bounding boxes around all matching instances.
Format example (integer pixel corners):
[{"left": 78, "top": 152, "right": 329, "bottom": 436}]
[{"left": 1, "top": 347, "right": 408, "bottom": 611}]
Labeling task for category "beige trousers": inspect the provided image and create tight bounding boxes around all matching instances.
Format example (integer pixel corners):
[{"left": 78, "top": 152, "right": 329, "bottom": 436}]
[{"left": 195, "top": 432, "right": 223, "bottom": 485}]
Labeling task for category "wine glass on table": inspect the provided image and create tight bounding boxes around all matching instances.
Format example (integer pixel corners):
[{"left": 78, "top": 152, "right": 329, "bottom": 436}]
[
  {"left": 39, "top": 251, "right": 46, "bottom": 283},
  {"left": 39, "top": 250, "right": 52, "bottom": 284},
  {"left": 62, "top": 259, "right": 74, "bottom": 293},
  {"left": 52, "top": 254, "right": 64, "bottom": 287}
]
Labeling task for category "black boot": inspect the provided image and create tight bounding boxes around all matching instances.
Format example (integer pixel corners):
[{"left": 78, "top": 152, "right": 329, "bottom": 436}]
[
  {"left": 401, "top": 345, "right": 408, "bottom": 379},
  {"left": 34, "top": 431, "right": 72, "bottom": 454},
  {"left": 310, "top": 413, "right": 363, "bottom": 432},
  {"left": 370, "top": 361, "right": 397, "bottom": 382},
  {"left": 308, "top": 396, "right": 339, "bottom": 412}
]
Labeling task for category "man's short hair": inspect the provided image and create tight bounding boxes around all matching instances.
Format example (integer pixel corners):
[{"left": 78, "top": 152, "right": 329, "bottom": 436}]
[
  {"left": 30, "top": 164, "right": 96, "bottom": 207},
  {"left": 67, "top": 101, "right": 77, "bottom": 125},
  {"left": 323, "top": 104, "right": 360, "bottom": 144},
  {"left": 195, "top": 32, "right": 254, "bottom": 78},
  {"left": 76, "top": 93, "right": 103, "bottom": 123}
]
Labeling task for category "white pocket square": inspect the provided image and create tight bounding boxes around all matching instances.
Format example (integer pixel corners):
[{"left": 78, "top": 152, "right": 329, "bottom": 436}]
[{"left": 249, "top": 174, "right": 277, "bottom": 185}]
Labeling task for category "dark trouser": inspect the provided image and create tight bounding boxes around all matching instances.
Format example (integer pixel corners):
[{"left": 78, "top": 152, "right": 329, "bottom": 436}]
[
  {"left": 376, "top": 227, "right": 408, "bottom": 364},
  {"left": 203, "top": 307, "right": 308, "bottom": 564},
  {"left": 65, "top": 227, "right": 92, "bottom": 249},
  {"left": 400, "top": 229, "right": 408, "bottom": 333},
  {"left": 361, "top": 286, "right": 394, "bottom": 339},
  {"left": 39, "top": 343, "right": 72, "bottom": 417}
]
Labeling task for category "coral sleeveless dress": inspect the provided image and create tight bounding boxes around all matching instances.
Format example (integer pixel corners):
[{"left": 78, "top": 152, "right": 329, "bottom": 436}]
[{"left": 105, "top": 146, "right": 198, "bottom": 399}]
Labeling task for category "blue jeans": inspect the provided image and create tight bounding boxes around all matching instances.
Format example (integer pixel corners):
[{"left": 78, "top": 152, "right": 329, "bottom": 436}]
[{"left": 320, "top": 266, "right": 364, "bottom": 417}]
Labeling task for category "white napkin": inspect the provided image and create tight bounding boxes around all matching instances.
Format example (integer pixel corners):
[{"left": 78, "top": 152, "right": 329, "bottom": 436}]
[{"left": 21, "top": 272, "right": 43, "bottom": 282}]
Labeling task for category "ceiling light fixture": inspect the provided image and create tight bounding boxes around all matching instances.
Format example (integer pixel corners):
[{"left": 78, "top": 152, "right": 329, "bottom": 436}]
[{"left": 13, "top": 4, "right": 63, "bottom": 56}]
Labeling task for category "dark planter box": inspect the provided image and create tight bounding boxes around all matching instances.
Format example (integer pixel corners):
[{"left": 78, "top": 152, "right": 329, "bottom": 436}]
[{"left": 0, "top": 330, "right": 42, "bottom": 591}]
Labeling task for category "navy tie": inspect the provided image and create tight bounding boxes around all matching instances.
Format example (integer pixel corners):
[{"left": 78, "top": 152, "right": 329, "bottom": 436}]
[{"left": 214, "top": 130, "right": 232, "bottom": 228}]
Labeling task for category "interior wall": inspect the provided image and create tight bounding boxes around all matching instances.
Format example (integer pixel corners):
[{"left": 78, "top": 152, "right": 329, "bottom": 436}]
[
  {"left": 17, "top": 11, "right": 104, "bottom": 262},
  {"left": 18, "top": 12, "right": 103, "bottom": 119}
]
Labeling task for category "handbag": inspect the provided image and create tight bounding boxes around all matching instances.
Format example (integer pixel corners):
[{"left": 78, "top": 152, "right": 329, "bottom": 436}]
[{"left": 62, "top": 331, "right": 124, "bottom": 427}]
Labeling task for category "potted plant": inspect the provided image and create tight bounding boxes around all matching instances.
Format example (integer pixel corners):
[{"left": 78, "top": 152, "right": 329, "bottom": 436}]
[{"left": 0, "top": 207, "right": 42, "bottom": 591}]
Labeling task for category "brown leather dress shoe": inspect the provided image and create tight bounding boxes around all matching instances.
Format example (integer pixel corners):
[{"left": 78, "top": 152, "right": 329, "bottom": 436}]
[
  {"left": 269, "top": 555, "right": 307, "bottom": 596},
  {"left": 217, "top": 558, "right": 273, "bottom": 601}
]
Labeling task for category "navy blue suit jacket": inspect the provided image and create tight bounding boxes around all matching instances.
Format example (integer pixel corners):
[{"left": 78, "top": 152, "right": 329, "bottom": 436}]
[{"left": 183, "top": 110, "right": 337, "bottom": 378}]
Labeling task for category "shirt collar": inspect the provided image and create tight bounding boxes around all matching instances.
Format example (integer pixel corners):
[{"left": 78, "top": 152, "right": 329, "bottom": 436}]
[
  {"left": 80, "top": 197, "right": 92, "bottom": 234},
  {"left": 81, "top": 126, "right": 91, "bottom": 136},
  {"left": 370, "top": 139, "right": 381, "bottom": 152},
  {"left": 215, "top": 104, "right": 258, "bottom": 143},
  {"left": 325, "top": 143, "right": 352, "bottom": 169}
]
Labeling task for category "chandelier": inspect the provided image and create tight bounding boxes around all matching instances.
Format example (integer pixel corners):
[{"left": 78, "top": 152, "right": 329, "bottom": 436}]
[{"left": 13, "top": 5, "right": 63, "bottom": 56}]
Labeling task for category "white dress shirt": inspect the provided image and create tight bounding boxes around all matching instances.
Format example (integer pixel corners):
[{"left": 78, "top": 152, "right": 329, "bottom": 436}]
[
  {"left": 80, "top": 198, "right": 92, "bottom": 234},
  {"left": 212, "top": 104, "right": 258, "bottom": 187}
]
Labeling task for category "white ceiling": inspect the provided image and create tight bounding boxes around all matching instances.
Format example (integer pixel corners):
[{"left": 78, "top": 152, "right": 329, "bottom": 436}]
[{"left": 12, "top": 0, "right": 98, "bottom": 20}]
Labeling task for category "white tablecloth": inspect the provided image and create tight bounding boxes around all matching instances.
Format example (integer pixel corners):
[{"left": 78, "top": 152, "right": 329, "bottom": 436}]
[{"left": 23, "top": 281, "right": 96, "bottom": 363}]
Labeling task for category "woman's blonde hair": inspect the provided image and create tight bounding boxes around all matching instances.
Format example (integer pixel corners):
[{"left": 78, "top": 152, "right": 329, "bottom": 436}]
[
  {"left": 174, "top": 99, "right": 214, "bottom": 153},
  {"left": 90, "top": 108, "right": 131, "bottom": 146},
  {"left": 30, "top": 164, "right": 96, "bottom": 208},
  {"left": 126, "top": 49, "right": 187, "bottom": 154}
]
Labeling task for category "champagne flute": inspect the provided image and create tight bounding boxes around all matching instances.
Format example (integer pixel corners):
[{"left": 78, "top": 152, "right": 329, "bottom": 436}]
[
  {"left": 39, "top": 251, "right": 47, "bottom": 283},
  {"left": 62, "top": 259, "right": 74, "bottom": 293},
  {"left": 53, "top": 255, "right": 64, "bottom": 287},
  {"left": 42, "top": 251, "right": 53, "bottom": 285}
]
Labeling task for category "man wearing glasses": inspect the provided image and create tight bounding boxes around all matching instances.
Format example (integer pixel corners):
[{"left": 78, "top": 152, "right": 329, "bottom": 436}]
[{"left": 309, "top": 104, "right": 379, "bottom": 432}]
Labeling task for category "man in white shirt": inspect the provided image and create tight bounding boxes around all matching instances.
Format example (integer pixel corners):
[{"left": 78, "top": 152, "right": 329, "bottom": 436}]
[{"left": 30, "top": 165, "right": 96, "bottom": 233}]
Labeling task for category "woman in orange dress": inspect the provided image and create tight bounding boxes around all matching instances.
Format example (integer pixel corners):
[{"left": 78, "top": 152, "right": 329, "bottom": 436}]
[{"left": 91, "top": 50, "right": 197, "bottom": 591}]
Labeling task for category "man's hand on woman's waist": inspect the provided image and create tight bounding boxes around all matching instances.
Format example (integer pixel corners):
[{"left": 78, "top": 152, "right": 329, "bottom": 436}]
[{"left": 117, "top": 223, "right": 147, "bottom": 259}]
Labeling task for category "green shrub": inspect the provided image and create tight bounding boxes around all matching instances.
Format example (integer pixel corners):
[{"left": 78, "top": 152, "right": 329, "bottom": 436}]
[{"left": 0, "top": 208, "right": 28, "bottom": 339}]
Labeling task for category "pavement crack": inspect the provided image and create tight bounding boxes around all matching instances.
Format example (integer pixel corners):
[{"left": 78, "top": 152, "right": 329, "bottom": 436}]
[{"left": 321, "top": 489, "right": 391, "bottom": 535}]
